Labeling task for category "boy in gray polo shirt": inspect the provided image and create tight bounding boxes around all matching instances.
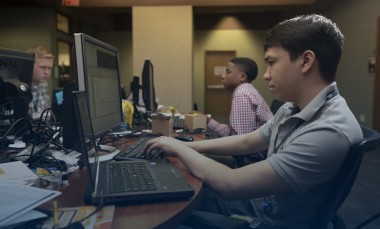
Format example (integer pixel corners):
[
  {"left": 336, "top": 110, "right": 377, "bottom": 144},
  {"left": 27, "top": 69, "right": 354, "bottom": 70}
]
[{"left": 143, "top": 14, "right": 363, "bottom": 228}]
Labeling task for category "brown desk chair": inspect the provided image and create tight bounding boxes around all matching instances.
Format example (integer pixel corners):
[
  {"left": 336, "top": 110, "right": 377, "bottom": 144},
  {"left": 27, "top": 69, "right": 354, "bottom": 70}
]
[{"left": 182, "top": 126, "right": 380, "bottom": 229}]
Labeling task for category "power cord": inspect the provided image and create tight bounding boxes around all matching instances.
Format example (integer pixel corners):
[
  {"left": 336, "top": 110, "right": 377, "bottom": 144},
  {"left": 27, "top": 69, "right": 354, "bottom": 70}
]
[{"left": 0, "top": 118, "right": 33, "bottom": 148}]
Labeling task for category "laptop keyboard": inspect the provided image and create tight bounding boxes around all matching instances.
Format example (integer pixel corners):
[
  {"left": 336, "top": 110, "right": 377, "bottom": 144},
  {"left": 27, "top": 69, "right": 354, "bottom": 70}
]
[
  {"left": 108, "top": 162, "right": 157, "bottom": 193},
  {"left": 114, "top": 136, "right": 156, "bottom": 160},
  {"left": 173, "top": 117, "right": 185, "bottom": 129}
]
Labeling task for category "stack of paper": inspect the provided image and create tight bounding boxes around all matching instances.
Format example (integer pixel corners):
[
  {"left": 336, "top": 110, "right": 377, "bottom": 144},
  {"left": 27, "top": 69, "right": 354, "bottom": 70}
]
[
  {"left": 0, "top": 161, "right": 39, "bottom": 186},
  {"left": 0, "top": 182, "right": 60, "bottom": 227}
]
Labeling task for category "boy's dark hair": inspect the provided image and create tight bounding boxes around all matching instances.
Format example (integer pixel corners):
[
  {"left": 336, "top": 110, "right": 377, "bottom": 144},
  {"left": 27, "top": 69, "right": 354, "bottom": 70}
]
[
  {"left": 264, "top": 14, "right": 344, "bottom": 83},
  {"left": 230, "top": 57, "right": 258, "bottom": 82}
]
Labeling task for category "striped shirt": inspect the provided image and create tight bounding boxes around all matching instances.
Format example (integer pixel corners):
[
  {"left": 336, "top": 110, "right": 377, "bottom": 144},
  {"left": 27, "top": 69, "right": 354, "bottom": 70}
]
[
  {"left": 208, "top": 83, "right": 273, "bottom": 137},
  {"left": 29, "top": 82, "right": 50, "bottom": 119}
]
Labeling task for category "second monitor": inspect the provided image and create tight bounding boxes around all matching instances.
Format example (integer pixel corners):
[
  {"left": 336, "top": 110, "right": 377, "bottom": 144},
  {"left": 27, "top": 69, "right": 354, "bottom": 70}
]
[{"left": 141, "top": 59, "right": 158, "bottom": 113}]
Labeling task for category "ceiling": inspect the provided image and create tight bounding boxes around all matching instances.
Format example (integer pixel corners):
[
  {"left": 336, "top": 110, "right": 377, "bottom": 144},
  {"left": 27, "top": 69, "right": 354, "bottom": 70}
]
[
  {"left": 76, "top": 0, "right": 317, "bottom": 7},
  {"left": 0, "top": 0, "right": 344, "bottom": 30}
]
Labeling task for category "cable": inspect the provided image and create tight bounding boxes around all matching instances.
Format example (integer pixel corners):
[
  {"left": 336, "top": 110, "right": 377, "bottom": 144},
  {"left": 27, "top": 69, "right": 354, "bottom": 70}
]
[
  {"left": 79, "top": 198, "right": 104, "bottom": 223},
  {"left": 30, "top": 108, "right": 57, "bottom": 157},
  {"left": 0, "top": 118, "right": 33, "bottom": 147},
  {"left": 57, "top": 198, "right": 105, "bottom": 229}
]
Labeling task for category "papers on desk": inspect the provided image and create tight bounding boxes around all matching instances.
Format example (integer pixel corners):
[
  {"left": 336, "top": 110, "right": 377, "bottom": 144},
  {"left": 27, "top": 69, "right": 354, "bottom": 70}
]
[
  {"left": 0, "top": 161, "right": 39, "bottom": 186},
  {"left": 50, "top": 149, "right": 81, "bottom": 166},
  {"left": 0, "top": 182, "right": 61, "bottom": 227},
  {"left": 40, "top": 205, "right": 114, "bottom": 229}
]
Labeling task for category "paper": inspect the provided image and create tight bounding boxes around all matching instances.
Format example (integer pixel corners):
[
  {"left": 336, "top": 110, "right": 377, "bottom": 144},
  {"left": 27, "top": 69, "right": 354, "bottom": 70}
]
[
  {"left": 5, "top": 210, "right": 49, "bottom": 226},
  {"left": 40, "top": 205, "right": 115, "bottom": 229},
  {"left": 0, "top": 182, "right": 61, "bottom": 227},
  {"left": 51, "top": 149, "right": 81, "bottom": 166},
  {"left": 0, "top": 161, "right": 39, "bottom": 185}
]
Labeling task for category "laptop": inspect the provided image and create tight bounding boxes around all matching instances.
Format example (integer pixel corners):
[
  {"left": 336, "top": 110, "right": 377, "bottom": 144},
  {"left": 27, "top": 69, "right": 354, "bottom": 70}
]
[{"left": 72, "top": 91, "right": 194, "bottom": 205}]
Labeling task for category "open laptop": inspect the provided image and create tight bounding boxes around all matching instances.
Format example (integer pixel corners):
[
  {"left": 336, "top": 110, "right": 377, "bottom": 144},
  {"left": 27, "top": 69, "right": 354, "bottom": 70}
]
[{"left": 72, "top": 91, "right": 194, "bottom": 205}]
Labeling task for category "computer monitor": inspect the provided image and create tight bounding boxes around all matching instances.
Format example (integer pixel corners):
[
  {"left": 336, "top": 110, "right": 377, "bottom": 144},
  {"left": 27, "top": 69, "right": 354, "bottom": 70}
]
[
  {"left": 141, "top": 59, "right": 158, "bottom": 112},
  {"left": 73, "top": 33, "right": 124, "bottom": 142},
  {"left": 131, "top": 76, "right": 140, "bottom": 107},
  {"left": 0, "top": 47, "right": 34, "bottom": 87},
  {"left": 130, "top": 75, "right": 143, "bottom": 122},
  {"left": 0, "top": 47, "right": 34, "bottom": 122}
]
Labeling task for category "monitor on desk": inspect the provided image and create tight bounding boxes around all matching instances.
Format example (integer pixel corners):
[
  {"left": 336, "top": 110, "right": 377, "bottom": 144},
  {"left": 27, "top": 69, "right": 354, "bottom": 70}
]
[
  {"left": 73, "top": 33, "right": 125, "bottom": 143},
  {"left": 0, "top": 47, "right": 34, "bottom": 124},
  {"left": 141, "top": 59, "right": 157, "bottom": 113},
  {"left": 0, "top": 47, "right": 34, "bottom": 87},
  {"left": 130, "top": 75, "right": 143, "bottom": 123}
]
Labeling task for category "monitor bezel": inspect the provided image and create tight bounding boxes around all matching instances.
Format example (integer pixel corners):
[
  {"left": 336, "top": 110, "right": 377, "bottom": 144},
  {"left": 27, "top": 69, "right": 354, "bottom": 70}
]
[
  {"left": 0, "top": 47, "right": 34, "bottom": 87},
  {"left": 73, "top": 33, "right": 125, "bottom": 140}
]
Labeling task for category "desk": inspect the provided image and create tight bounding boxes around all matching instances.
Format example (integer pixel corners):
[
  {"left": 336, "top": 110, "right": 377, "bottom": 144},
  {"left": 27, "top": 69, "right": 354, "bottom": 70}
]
[{"left": 49, "top": 134, "right": 204, "bottom": 229}]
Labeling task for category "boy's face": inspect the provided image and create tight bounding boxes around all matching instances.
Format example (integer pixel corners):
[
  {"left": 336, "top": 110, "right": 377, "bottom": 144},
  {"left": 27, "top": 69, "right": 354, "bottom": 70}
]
[
  {"left": 32, "top": 57, "right": 53, "bottom": 84},
  {"left": 221, "top": 62, "right": 245, "bottom": 91},
  {"left": 263, "top": 46, "right": 303, "bottom": 102}
]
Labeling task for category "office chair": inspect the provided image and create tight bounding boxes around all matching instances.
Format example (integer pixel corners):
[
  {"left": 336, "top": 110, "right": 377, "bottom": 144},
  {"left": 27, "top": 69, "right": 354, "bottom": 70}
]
[
  {"left": 310, "top": 125, "right": 380, "bottom": 229},
  {"left": 182, "top": 125, "right": 380, "bottom": 229},
  {"left": 269, "top": 99, "right": 285, "bottom": 115},
  {"left": 352, "top": 127, "right": 380, "bottom": 229}
]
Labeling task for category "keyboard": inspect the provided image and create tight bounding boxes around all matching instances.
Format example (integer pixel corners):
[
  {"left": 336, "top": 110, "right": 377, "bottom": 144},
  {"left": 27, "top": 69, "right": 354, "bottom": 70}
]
[
  {"left": 108, "top": 162, "right": 157, "bottom": 193},
  {"left": 173, "top": 117, "right": 185, "bottom": 129},
  {"left": 113, "top": 136, "right": 156, "bottom": 160}
]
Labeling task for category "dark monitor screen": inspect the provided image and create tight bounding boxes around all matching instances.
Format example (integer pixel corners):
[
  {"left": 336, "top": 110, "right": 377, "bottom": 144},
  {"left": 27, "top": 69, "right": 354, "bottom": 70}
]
[
  {"left": 0, "top": 47, "right": 34, "bottom": 121},
  {"left": 73, "top": 33, "right": 124, "bottom": 140},
  {"left": 0, "top": 47, "right": 34, "bottom": 87},
  {"left": 130, "top": 76, "right": 140, "bottom": 106},
  {"left": 141, "top": 59, "right": 157, "bottom": 112}
]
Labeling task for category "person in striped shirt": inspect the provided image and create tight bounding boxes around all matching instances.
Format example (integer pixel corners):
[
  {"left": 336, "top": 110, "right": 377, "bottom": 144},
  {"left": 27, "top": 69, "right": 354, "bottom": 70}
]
[{"left": 207, "top": 57, "right": 273, "bottom": 167}]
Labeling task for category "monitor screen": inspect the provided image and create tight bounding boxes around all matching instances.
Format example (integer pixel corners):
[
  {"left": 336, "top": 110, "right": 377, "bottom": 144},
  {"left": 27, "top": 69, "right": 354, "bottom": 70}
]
[
  {"left": 130, "top": 76, "right": 140, "bottom": 106},
  {"left": 0, "top": 47, "right": 34, "bottom": 122},
  {"left": 0, "top": 47, "right": 34, "bottom": 87},
  {"left": 141, "top": 59, "right": 157, "bottom": 112},
  {"left": 73, "top": 33, "right": 124, "bottom": 140}
]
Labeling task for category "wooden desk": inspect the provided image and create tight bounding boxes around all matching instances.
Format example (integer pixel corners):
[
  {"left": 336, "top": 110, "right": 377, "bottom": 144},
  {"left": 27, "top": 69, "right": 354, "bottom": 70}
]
[{"left": 52, "top": 134, "right": 204, "bottom": 229}]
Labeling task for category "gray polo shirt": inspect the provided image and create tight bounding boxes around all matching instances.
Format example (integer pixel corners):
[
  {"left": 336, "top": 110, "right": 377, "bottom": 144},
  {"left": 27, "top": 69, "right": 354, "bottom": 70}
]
[{"left": 253, "top": 82, "right": 363, "bottom": 228}]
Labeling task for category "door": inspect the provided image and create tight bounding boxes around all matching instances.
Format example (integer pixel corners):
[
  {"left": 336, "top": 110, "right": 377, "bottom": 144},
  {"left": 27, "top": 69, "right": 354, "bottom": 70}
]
[{"left": 204, "top": 51, "right": 236, "bottom": 123}]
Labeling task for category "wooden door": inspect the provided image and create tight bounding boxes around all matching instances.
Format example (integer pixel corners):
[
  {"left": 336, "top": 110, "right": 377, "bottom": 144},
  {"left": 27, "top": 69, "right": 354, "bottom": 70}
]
[
  {"left": 204, "top": 51, "right": 236, "bottom": 123},
  {"left": 374, "top": 17, "right": 380, "bottom": 131}
]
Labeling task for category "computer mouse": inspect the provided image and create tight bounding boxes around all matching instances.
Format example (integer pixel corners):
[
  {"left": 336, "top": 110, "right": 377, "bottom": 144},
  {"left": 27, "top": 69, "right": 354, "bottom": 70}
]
[
  {"left": 193, "top": 128, "right": 205, "bottom": 133},
  {"left": 175, "top": 135, "right": 193, "bottom": 142},
  {"left": 148, "top": 148, "right": 163, "bottom": 159}
]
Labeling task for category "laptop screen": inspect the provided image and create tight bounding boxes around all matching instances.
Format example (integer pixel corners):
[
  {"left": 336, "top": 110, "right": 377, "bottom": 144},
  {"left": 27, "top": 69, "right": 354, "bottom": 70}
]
[{"left": 73, "top": 91, "right": 99, "bottom": 192}]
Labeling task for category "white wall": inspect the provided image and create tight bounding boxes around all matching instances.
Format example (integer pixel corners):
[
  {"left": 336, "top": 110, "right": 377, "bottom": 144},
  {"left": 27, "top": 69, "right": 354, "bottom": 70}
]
[{"left": 132, "top": 6, "right": 193, "bottom": 112}]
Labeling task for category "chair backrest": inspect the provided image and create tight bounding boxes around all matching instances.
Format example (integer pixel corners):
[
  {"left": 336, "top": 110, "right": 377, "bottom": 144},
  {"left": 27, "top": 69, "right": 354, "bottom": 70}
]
[
  {"left": 310, "top": 126, "right": 380, "bottom": 229},
  {"left": 270, "top": 99, "right": 285, "bottom": 115}
]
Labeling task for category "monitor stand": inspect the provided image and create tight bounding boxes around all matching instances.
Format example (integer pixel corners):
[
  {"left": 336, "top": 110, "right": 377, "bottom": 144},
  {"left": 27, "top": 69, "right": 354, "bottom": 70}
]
[
  {"left": 88, "top": 144, "right": 120, "bottom": 162},
  {"left": 98, "top": 144, "right": 119, "bottom": 155}
]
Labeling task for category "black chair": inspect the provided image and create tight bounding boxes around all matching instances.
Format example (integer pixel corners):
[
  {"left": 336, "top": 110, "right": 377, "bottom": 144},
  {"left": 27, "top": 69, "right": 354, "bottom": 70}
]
[
  {"left": 182, "top": 126, "right": 380, "bottom": 229},
  {"left": 270, "top": 99, "right": 285, "bottom": 115},
  {"left": 310, "top": 125, "right": 380, "bottom": 229}
]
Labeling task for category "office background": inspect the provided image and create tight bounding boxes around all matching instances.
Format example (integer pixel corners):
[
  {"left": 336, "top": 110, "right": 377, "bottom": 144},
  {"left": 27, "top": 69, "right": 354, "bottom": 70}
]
[{"left": 0, "top": 0, "right": 378, "bottom": 129}]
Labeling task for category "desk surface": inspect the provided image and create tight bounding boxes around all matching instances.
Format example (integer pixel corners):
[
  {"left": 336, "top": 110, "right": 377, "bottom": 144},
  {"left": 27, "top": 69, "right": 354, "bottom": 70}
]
[{"left": 52, "top": 134, "right": 204, "bottom": 229}]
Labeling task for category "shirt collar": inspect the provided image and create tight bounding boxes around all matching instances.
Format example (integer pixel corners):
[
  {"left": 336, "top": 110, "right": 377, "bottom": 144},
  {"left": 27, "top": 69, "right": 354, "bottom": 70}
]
[{"left": 287, "top": 82, "right": 339, "bottom": 122}]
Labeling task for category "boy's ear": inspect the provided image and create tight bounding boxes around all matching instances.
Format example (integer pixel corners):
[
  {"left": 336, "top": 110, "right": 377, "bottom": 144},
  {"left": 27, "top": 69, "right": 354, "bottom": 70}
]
[
  {"left": 301, "top": 50, "right": 315, "bottom": 73},
  {"left": 240, "top": 72, "right": 248, "bottom": 82}
]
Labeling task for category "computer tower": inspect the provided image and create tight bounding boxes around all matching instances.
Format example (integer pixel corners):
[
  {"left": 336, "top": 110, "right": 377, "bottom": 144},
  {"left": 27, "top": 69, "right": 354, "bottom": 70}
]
[{"left": 61, "top": 82, "right": 81, "bottom": 151}]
